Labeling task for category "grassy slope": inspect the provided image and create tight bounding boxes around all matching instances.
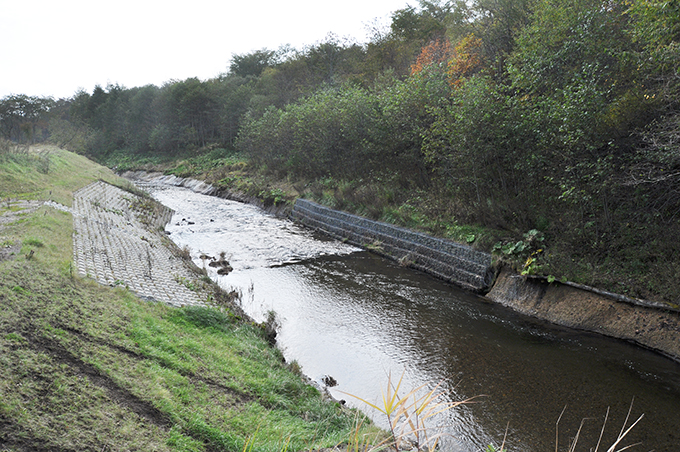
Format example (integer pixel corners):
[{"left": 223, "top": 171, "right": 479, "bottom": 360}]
[{"left": 0, "top": 146, "right": 380, "bottom": 452}]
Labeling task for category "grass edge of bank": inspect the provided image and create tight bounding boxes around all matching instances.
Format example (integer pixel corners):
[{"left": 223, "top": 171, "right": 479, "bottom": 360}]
[{"left": 0, "top": 145, "right": 384, "bottom": 452}]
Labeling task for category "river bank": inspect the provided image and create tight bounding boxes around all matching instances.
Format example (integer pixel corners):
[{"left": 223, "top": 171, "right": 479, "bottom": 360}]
[
  {"left": 0, "top": 146, "right": 378, "bottom": 451},
  {"left": 123, "top": 171, "right": 680, "bottom": 363},
  {"left": 136, "top": 176, "right": 680, "bottom": 452}
]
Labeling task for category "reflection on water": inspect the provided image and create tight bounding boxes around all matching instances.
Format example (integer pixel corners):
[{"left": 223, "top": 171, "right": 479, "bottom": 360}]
[{"left": 147, "top": 183, "right": 680, "bottom": 452}]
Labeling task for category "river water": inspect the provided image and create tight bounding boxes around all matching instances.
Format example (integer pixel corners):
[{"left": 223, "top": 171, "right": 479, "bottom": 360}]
[{"left": 145, "top": 182, "right": 680, "bottom": 452}]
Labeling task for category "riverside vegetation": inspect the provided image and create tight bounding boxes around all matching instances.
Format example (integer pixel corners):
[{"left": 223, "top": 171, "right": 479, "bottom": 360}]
[
  {"left": 0, "top": 145, "right": 385, "bottom": 451},
  {"left": 4, "top": 0, "right": 679, "bottom": 307},
  {"left": 1, "top": 1, "right": 673, "bottom": 448}
]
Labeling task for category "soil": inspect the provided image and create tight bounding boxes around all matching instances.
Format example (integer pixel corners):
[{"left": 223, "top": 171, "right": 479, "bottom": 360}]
[
  {"left": 0, "top": 240, "right": 21, "bottom": 262},
  {"left": 486, "top": 267, "right": 680, "bottom": 361}
]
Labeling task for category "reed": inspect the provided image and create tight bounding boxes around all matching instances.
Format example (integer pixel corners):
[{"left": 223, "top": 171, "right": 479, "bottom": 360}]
[
  {"left": 342, "top": 372, "right": 475, "bottom": 452},
  {"left": 346, "top": 374, "right": 643, "bottom": 452},
  {"left": 556, "top": 400, "right": 644, "bottom": 452}
]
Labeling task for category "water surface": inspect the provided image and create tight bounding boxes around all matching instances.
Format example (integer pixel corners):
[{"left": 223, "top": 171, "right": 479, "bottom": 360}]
[{"left": 147, "top": 183, "right": 680, "bottom": 452}]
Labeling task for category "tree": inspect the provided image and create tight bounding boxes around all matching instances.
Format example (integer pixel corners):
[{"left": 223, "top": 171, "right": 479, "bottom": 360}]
[
  {"left": 411, "top": 38, "right": 452, "bottom": 74},
  {"left": 0, "top": 94, "right": 54, "bottom": 143},
  {"left": 470, "top": 0, "right": 534, "bottom": 76},
  {"left": 229, "top": 48, "right": 278, "bottom": 78},
  {"left": 446, "top": 33, "right": 485, "bottom": 87},
  {"left": 126, "top": 85, "right": 161, "bottom": 152},
  {"left": 390, "top": 1, "right": 451, "bottom": 42}
]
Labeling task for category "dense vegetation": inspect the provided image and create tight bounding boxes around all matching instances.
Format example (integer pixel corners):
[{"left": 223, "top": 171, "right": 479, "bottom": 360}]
[{"left": 2, "top": 0, "right": 679, "bottom": 304}]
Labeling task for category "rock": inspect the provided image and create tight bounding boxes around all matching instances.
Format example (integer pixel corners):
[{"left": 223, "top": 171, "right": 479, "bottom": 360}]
[{"left": 321, "top": 375, "right": 338, "bottom": 387}]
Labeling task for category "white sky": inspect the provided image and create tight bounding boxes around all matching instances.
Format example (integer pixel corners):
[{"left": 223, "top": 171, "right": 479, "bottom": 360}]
[{"left": 1, "top": 0, "right": 412, "bottom": 100}]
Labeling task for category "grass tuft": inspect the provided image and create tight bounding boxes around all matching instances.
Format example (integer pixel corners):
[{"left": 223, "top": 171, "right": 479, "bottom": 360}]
[
  {"left": 342, "top": 372, "right": 476, "bottom": 452},
  {"left": 178, "top": 305, "right": 236, "bottom": 331}
]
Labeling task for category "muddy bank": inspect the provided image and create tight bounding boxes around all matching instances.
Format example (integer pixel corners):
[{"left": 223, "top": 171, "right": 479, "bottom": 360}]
[{"left": 487, "top": 268, "right": 680, "bottom": 361}]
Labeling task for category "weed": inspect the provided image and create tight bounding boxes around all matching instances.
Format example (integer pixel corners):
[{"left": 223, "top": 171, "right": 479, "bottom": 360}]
[
  {"left": 23, "top": 237, "right": 44, "bottom": 247},
  {"left": 180, "top": 305, "right": 236, "bottom": 331},
  {"left": 263, "top": 310, "right": 279, "bottom": 345},
  {"left": 346, "top": 411, "right": 386, "bottom": 452},
  {"left": 342, "top": 372, "right": 474, "bottom": 452},
  {"left": 287, "top": 360, "right": 303, "bottom": 376},
  {"left": 365, "top": 240, "right": 384, "bottom": 252},
  {"left": 555, "top": 401, "right": 643, "bottom": 452},
  {"left": 175, "top": 244, "right": 192, "bottom": 260},
  {"left": 174, "top": 275, "right": 199, "bottom": 291},
  {"left": 4, "top": 332, "right": 27, "bottom": 343},
  {"left": 36, "top": 149, "right": 51, "bottom": 174},
  {"left": 493, "top": 229, "right": 549, "bottom": 276},
  {"left": 259, "top": 187, "right": 288, "bottom": 206},
  {"left": 12, "top": 285, "right": 29, "bottom": 294}
]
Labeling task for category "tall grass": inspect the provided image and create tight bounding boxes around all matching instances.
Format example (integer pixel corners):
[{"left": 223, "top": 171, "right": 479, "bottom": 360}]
[
  {"left": 556, "top": 401, "right": 644, "bottom": 452},
  {"left": 345, "top": 373, "right": 644, "bottom": 452},
  {"left": 343, "top": 372, "right": 475, "bottom": 452}
]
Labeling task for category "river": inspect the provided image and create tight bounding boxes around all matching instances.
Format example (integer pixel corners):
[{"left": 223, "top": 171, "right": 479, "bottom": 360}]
[{"left": 144, "top": 181, "right": 680, "bottom": 452}]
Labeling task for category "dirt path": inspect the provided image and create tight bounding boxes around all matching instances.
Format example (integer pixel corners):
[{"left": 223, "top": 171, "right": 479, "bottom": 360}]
[{"left": 72, "top": 181, "right": 207, "bottom": 306}]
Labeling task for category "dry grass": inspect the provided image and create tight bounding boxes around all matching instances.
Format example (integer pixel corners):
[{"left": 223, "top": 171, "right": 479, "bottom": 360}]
[
  {"left": 556, "top": 400, "right": 644, "bottom": 452},
  {"left": 342, "top": 372, "right": 476, "bottom": 452}
]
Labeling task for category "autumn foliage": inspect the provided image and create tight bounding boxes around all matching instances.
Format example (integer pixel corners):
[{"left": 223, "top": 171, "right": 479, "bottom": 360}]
[
  {"left": 447, "top": 34, "right": 484, "bottom": 87},
  {"left": 410, "top": 38, "right": 452, "bottom": 75},
  {"left": 410, "top": 33, "right": 485, "bottom": 88}
]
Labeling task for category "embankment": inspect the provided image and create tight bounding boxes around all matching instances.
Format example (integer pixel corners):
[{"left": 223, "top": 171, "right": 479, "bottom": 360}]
[
  {"left": 290, "top": 198, "right": 494, "bottom": 292},
  {"left": 487, "top": 268, "right": 680, "bottom": 361},
  {"left": 72, "top": 180, "right": 209, "bottom": 306},
  {"left": 122, "top": 172, "right": 680, "bottom": 362}
]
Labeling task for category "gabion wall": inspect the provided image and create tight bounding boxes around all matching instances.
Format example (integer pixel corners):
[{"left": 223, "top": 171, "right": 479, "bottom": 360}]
[{"left": 291, "top": 199, "right": 494, "bottom": 292}]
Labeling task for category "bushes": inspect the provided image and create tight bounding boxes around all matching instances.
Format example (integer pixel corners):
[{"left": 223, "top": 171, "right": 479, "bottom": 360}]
[
  {"left": 237, "top": 71, "right": 450, "bottom": 185},
  {"left": 238, "top": 84, "right": 382, "bottom": 179}
]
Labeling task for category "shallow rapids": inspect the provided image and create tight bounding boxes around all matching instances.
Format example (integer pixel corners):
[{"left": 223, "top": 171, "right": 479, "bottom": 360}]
[{"left": 145, "top": 182, "right": 680, "bottom": 452}]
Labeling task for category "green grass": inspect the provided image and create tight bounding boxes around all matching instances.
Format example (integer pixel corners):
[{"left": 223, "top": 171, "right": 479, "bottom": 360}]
[
  {"left": 0, "top": 146, "right": 381, "bottom": 451},
  {"left": 0, "top": 144, "right": 120, "bottom": 207}
]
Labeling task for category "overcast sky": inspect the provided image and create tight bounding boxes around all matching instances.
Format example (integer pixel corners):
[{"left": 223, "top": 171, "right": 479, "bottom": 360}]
[{"left": 1, "top": 0, "right": 411, "bottom": 99}]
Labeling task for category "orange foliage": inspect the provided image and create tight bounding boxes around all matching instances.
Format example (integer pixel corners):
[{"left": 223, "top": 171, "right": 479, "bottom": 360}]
[
  {"left": 410, "top": 38, "right": 453, "bottom": 75},
  {"left": 447, "top": 34, "right": 484, "bottom": 88}
]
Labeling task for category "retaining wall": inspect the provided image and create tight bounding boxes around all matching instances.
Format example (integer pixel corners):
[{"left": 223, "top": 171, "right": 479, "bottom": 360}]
[{"left": 290, "top": 199, "right": 494, "bottom": 292}]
